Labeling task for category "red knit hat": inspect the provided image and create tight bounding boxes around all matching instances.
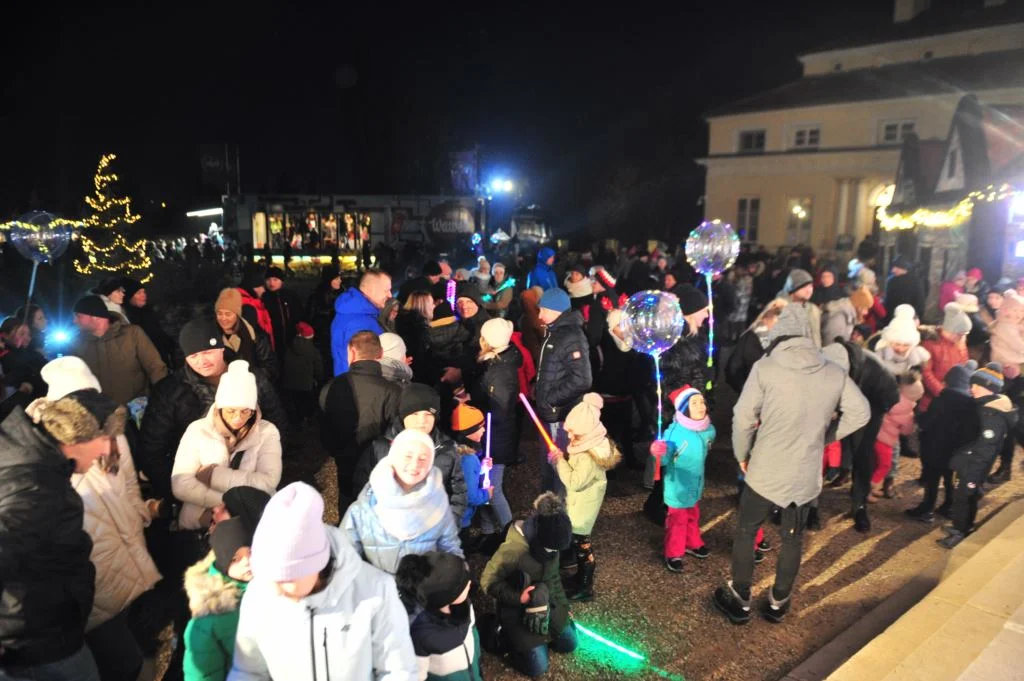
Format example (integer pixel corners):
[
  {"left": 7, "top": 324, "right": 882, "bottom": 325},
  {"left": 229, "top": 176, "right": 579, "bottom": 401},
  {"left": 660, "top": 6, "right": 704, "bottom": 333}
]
[
  {"left": 669, "top": 385, "right": 700, "bottom": 414},
  {"left": 590, "top": 266, "right": 617, "bottom": 290}
]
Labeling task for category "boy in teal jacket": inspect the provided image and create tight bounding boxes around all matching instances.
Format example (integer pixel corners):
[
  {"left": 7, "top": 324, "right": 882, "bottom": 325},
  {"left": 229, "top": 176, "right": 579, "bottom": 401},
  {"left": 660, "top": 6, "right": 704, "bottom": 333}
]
[{"left": 650, "top": 385, "right": 716, "bottom": 572}]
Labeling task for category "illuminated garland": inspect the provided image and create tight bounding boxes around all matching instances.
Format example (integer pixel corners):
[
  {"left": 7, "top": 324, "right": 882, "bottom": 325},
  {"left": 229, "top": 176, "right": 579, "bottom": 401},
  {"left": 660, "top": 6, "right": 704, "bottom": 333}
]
[
  {"left": 877, "top": 183, "right": 1017, "bottom": 231},
  {"left": 75, "top": 153, "right": 153, "bottom": 283}
]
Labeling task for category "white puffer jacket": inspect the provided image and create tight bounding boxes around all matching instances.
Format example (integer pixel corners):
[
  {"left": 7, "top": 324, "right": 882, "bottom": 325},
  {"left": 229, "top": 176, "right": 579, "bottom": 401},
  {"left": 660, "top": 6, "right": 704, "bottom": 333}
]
[
  {"left": 27, "top": 398, "right": 161, "bottom": 632},
  {"left": 172, "top": 407, "right": 282, "bottom": 530}
]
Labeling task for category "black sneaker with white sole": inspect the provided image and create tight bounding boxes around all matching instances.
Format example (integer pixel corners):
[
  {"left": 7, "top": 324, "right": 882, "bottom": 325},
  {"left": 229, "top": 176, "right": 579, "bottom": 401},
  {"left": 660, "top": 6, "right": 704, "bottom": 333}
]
[
  {"left": 686, "top": 546, "right": 710, "bottom": 559},
  {"left": 763, "top": 589, "right": 791, "bottom": 624},
  {"left": 665, "top": 557, "right": 684, "bottom": 573},
  {"left": 757, "top": 538, "right": 772, "bottom": 552},
  {"left": 713, "top": 583, "right": 752, "bottom": 625},
  {"left": 753, "top": 549, "right": 766, "bottom": 564}
]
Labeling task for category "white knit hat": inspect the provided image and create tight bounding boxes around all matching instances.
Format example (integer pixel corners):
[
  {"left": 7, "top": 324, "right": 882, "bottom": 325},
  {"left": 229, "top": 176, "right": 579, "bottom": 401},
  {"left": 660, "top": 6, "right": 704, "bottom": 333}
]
[
  {"left": 251, "top": 482, "right": 330, "bottom": 582},
  {"left": 954, "top": 293, "right": 979, "bottom": 313},
  {"left": 389, "top": 428, "right": 436, "bottom": 469},
  {"left": 480, "top": 318, "right": 514, "bottom": 352},
  {"left": 380, "top": 332, "right": 407, "bottom": 363},
  {"left": 215, "top": 360, "right": 258, "bottom": 410},
  {"left": 882, "top": 304, "right": 920, "bottom": 346},
  {"left": 942, "top": 302, "right": 973, "bottom": 336},
  {"left": 564, "top": 393, "right": 606, "bottom": 440},
  {"left": 41, "top": 357, "right": 101, "bottom": 400}
]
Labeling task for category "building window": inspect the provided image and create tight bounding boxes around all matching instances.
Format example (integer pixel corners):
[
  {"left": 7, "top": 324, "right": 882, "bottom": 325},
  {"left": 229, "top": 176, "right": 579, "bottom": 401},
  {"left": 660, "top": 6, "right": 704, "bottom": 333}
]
[
  {"left": 880, "top": 119, "right": 915, "bottom": 144},
  {"left": 737, "top": 197, "right": 760, "bottom": 242},
  {"left": 792, "top": 126, "right": 820, "bottom": 149},
  {"left": 786, "top": 198, "right": 813, "bottom": 245},
  {"left": 738, "top": 129, "right": 766, "bottom": 154},
  {"left": 948, "top": 149, "right": 958, "bottom": 179}
]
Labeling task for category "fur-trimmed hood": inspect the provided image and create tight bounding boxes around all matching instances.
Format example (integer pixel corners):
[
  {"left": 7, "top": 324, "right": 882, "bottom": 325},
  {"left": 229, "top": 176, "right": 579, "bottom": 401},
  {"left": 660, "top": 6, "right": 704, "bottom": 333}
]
[
  {"left": 578, "top": 439, "right": 622, "bottom": 471},
  {"left": 184, "top": 552, "right": 247, "bottom": 618}
]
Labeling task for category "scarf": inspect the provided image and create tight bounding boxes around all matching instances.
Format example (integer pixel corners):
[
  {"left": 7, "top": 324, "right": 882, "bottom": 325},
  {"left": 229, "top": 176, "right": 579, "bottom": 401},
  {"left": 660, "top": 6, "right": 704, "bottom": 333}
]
[
  {"left": 567, "top": 426, "right": 608, "bottom": 455},
  {"left": 368, "top": 461, "right": 448, "bottom": 541},
  {"left": 565, "top": 276, "right": 593, "bottom": 299},
  {"left": 213, "top": 408, "right": 257, "bottom": 453},
  {"left": 674, "top": 411, "right": 710, "bottom": 431}
]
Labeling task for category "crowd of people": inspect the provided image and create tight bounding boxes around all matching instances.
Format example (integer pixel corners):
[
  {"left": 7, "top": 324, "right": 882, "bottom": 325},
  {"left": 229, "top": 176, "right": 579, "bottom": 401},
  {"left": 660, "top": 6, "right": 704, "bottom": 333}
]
[{"left": 1, "top": 237, "right": 1022, "bottom": 680}]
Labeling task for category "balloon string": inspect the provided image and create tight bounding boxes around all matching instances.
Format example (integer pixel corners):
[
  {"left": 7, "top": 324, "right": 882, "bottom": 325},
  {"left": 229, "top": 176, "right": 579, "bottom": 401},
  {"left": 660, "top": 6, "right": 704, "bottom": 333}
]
[
  {"left": 653, "top": 352, "right": 663, "bottom": 481},
  {"left": 705, "top": 272, "right": 714, "bottom": 392}
]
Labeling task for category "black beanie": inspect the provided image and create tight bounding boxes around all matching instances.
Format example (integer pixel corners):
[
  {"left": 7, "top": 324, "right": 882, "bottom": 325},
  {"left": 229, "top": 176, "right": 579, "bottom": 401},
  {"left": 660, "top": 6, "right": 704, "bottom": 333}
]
[
  {"left": 529, "top": 492, "right": 572, "bottom": 552},
  {"left": 211, "top": 518, "right": 251, "bottom": 576},
  {"left": 240, "top": 269, "right": 265, "bottom": 291},
  {"left": 423, "top": 260, "right": 443, "bottom": 277},
  {"left": 222, "top": 486, "right": 272, "bottom": 536},
  {"left": 179, "top": 319, "right": 225, "bottom": 358},
  {"left": 674, "top": 283, "right": 709, "bottom": 315},
  {"left": 94, "top": 277, "right": 124, "bottom": 296},
  {"left": 265, "top": 266, "right": 285, "bottom": 281},
  {"left": 399, "top": 383, "right": 440, "bottom": 420},
  {"left": 120, "top": 277, "right": 143, "bottom": 301},
  {"left": 395, "top": 552, "right": 470, "bottom": 611}
]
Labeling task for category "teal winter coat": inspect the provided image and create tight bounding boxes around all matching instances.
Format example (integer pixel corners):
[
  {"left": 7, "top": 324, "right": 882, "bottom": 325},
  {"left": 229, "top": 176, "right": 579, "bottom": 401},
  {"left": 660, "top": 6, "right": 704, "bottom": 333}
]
[{"left": 660, "top": 419, "right": 716, "bottom": 509}]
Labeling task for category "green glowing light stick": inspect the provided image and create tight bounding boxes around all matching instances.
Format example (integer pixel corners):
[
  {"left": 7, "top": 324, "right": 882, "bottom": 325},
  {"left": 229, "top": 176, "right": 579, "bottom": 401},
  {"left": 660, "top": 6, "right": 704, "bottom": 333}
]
[{"left": 574, "top": 622, "right": 645, "bottom": 661}]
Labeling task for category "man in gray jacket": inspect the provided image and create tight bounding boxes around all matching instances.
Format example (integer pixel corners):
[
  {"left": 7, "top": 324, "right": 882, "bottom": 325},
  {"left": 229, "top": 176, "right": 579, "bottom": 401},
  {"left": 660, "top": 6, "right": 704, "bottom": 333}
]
[{"left": 714, "top": 304, "right": 869, "bottom": 625}]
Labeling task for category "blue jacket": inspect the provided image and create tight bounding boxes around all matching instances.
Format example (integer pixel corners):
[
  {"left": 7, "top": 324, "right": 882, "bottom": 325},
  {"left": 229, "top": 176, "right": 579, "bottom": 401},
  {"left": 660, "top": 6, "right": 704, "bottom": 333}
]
[
  {"left": 331, "top": 288, "right": 384, "bottom": 375},
  {"left": 458, "top": 448, "right": 491, "bottom": 529},
  {"left": 660, "top": 419, "right": 716, "bottom": 509},
  {"left": 527, "top": 247, "right": 558, "bottom": 291}
]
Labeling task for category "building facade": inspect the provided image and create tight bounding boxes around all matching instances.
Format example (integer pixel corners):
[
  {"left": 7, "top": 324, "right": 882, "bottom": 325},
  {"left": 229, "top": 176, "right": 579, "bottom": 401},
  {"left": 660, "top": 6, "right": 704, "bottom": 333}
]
[{"left": 699, "top": 0, "right": 1024, "bottom": 255}]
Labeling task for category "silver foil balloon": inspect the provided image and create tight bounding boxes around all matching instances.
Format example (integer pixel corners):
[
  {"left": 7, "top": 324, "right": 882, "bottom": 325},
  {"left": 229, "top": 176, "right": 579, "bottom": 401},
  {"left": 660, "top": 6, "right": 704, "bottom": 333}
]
[
  {"left": 685, "top": 219, "right": 740, "bottom": 276},
  {"left": 619, "top": 290, "right": 685, "bottom": 356},
  {"left": 7, "top": 211, "right": 75, "bottom": 264}
]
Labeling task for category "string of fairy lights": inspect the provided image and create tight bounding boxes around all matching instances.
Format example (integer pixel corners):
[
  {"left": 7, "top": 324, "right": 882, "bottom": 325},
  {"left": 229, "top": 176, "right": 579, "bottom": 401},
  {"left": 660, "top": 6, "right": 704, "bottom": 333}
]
[{"left": 877, "top": 182, "right": 1018, "bottom": 231}]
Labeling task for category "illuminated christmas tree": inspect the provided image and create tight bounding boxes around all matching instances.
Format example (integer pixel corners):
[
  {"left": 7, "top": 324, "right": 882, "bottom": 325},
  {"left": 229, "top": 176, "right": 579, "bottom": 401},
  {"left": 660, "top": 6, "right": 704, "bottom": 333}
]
[{"left": 74, "top": 153, "right": 153, "bottom": 282}]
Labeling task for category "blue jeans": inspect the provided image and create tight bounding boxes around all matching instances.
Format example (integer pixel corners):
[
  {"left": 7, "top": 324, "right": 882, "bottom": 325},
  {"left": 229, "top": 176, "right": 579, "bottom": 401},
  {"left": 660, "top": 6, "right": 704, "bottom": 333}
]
[
  {"left": 512, "top": 623, "right": 578, "bottom": 678},
  {"left": 0, "top": 646, "right": 100, "bottom": 681},
  {"left": 541, "top": 422, "right": 569, "bottom": 496},
  {"left": 480, "top": 464, "right": 513, "bottom": 534}
]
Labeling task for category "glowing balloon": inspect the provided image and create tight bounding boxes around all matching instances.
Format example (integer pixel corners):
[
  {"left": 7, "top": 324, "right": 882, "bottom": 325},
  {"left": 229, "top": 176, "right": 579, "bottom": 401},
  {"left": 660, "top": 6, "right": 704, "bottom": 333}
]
[
  {"left": 5, "top": 211, "right": 75, "bottom": 265},
  {"left": 619, "top": 290, "right": 684, "bottom": 356},
  {"left": 685, "top": 219, "right": 740, "bottom": 276}
]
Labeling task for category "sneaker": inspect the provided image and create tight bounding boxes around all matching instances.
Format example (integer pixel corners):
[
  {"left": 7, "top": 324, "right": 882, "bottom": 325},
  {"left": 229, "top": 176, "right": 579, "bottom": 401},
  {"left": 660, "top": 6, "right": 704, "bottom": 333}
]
[
  {"left": 754, "top": 549, "right": 766, "bottom": 564},
  {"left": 942, "top": 524, "right": 964, "bottom": 536},
  {"left": 904, "top": 506, "right": 934, "bottom": 524},
  {"left": 757, "top": 538, "right": 772, "bottom": 552},
  {"left": 763, "top": 589, "right": 791, "bottom": 624},
  {"left": 686, "top": 546, "right": 710, "bottom": 560},
  {"left": 854, "top": 506, "right": 871, "bottom": 533},
  {"left": 938, "top": 530, "right": 966, "bottom": 549},
  {"left": 665, "top": 557, "right": 684, "bottom": 573},
  {"left": 712, "top": 583, "right": 751, "bottom": 625},
  {"left": 806, "top": 507, "right": 821, "bottom": 531}
]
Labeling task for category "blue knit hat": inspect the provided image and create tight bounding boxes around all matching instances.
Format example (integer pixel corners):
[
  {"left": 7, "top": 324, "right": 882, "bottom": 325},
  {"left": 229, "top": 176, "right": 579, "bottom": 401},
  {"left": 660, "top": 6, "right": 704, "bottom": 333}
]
[
  {"left": 944, "top": 361, "right": 975, "bottom": 396},
  {"left": 538, "top": 287, "right": 571, "bottom": 313}
]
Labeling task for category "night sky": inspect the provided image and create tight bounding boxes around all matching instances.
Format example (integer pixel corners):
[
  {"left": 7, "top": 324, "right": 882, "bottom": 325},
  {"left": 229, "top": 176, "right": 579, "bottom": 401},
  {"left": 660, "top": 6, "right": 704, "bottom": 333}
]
[{"left": 1, "top": 2, "right": 893, "bottom": 239}]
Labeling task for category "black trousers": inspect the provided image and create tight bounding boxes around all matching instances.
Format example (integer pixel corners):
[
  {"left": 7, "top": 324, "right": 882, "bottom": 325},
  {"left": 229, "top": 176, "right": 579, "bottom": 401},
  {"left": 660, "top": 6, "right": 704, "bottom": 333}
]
[
  {"left": 334, "top": 453, "right": 360, "bottom": 516},
  {"left": 600, "top": 397, "right": 635, "bottom": 466},
  {"left": 731, "top": 485, "right": 809, "bottom": 601},
  {"left": 850, "top": 413, "right": 884, "bottom": 512},
  {"left": 952, "top": 471, "right": 983, "bottom": 534},
  {"left": 921, "top": 460, "right": 954, "bottom": 511}
]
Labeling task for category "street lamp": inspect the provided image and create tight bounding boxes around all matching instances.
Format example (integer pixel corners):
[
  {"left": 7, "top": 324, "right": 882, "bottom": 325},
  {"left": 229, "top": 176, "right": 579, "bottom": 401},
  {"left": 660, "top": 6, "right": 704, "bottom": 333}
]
[{"left": 489, "top": 178, "right": 515, "bottom": 194}]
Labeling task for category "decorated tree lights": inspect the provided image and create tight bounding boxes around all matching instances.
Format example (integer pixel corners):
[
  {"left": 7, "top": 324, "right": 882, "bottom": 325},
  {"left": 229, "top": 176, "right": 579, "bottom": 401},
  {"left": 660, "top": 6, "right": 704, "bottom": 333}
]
[
  {"left": 685, "top": 219, "right": 740, "bottom": 389},
  {"left": 75, "top": 153, "right": 153, "bottom": 283}
]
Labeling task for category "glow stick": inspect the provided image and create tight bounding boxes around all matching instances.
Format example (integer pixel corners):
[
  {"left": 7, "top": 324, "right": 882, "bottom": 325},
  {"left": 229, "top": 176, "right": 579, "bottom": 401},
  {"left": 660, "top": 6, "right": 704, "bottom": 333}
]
[
  {"left": 446, "top": 279, "right": 457, "bottom": 313},
  {"left": 653, "top": 353, "right": 663, "bottom": 481},
  {"left": 518, "top": 392, "right": 555, "bottom": 451},
  {"left": 483, "top": 412, "right": 493, "bottom": 489},
  {"left": 704, "top": 272, "right": 714, "bottom": 391},
  {"left": 575, "top": 622, "right": 646, "bottom": 661}
]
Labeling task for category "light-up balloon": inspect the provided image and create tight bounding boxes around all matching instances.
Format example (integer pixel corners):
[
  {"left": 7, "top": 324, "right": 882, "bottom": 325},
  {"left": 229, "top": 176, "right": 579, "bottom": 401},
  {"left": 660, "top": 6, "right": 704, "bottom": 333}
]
[
  {"left": 685, "top": 219, "right": 740, "bottom": 276},
  {"left": 620, "top": 290, "right": 685, "bottom": 356},
  {"left": 7, "top": 211, "right": 74, "bottom": 265}
]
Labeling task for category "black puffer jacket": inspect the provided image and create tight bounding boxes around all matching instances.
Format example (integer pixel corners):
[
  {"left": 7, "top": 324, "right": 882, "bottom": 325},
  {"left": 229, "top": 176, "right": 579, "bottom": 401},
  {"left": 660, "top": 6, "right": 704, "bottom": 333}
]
[
  {"left": 321, "top": 360, "right": 401, "bottom": 456},
  {"left": 396, "top": 311, "right": 435, "bottom": 385},
  {"left": 951, "top": 393, "right": 1018, "bottom": 483},
  {"left": 661, "top": 331, "right": 712, "bottom": 399},
  {"left": 223, "top": 318, "right": 278, "bottom": 385},
  {"left": 428, "top": 318, "right": 469, "bottom": 368},
  {"left": 262, "top": 287, "right": 304, "bottom": 359},
  {"left": 0, "top": 408, "right": 95, "bottom": 666},
  {"left": 919, "top": 388, "right": 980, "bottom": 469},
  {"left": 472, "top": 345, "right": 522, "bottom": 466},
  {"left": 724, "top": 329, "right": 767, "bottom": 394},
  {"left": 137, "top": 364, "right": 288, "bottom": 500},
  {"left": 535, "top": 310, "right": 592, "bottom": 423},
  {"left": 355, "top": 422, "right": 467, "bottom": 525}
]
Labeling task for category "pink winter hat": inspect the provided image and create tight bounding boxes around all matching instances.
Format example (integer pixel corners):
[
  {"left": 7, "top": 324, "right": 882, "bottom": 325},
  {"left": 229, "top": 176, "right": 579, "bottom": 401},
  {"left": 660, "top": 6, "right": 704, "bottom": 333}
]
[{"left": 251, "top": 482, "right": 330, "bottom": 582}]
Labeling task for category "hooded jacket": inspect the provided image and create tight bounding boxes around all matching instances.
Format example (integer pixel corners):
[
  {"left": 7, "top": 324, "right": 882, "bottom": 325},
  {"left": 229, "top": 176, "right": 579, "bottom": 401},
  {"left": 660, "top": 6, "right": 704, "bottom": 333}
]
[
  {"left": 820, "top": 297, "right": 858, "bottom": 345},
  {"left": 281, "top": 336, "right": 324, "bottom": 393},
  {"left": 226, "top": 525, "right": 417, "bottom": 681},
  {"left": 172, "top": 406, "right": 282, "bottom": 530},
  {"left": 138, "top": 364, "right": 288, "bottom": 501},
  {"left": 920, "top": 330, "right": 969, "bottom": 411},
  {"left": 878, "top": 391, "right": 918, "bottom": 447},
  {"left": 69, "top": 320, "right": 169, "bottom": 406},
  {"left": 428, "top": 315, "right": 470, "bottom": 366},
  {"left": 989, "top": 317, "right": 1024, "bottom": 372},
  {"left": 357, "top": 422, "right": 467, "bottom": 524},
  {"left": 919, "top": 388, "right": 981, "bottom": 468},
  {"left": 527, "top": 247, "right": 559, "bottom": 291},
  {"left": 342, "top": 462, "right": 463, "bottom": 575},
  {"left": 184, "top": 553, "right": 248, "bottom": 681},
  {"left": 0, "top": 408, "right": 95, "bottom": 666},
  {"left": 330, "top": 288, "right": 385, "bottom": 376},
  {"left": 553, "top": 439, "right": 621, "bottom": 534},
  {"left": 535, "top": 310, "right": 592, "bottom": 423},
  {"left": 873, "top": 341, "right": 931, "bottom": 377},
  {"left": 472, "top": 344, "right": 522, "bottom": 466},
  {"left": 952, "top": 393, "right": 1018, "bottom": 482},
  {"left": 660, "top": 419, "right": 716, "bottom": 509},
  {"left": 733, "top": 336, "right": 870, "bottom": 507}
]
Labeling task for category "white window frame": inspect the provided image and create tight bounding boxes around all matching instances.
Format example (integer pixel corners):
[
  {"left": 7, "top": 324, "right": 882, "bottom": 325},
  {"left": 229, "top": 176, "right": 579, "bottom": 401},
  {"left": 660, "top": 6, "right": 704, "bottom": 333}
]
[
  {"left": 791, "top": 124, "right": 821, "bottom": 150},
  {"left": 737, "top": 196, "right": 761, "bottom": 242},
  {"left": 737, "top": 129, "right": 766, "bottom": 154},
  {"left": 785, "top": 197, "right": 813, "bottom": 246},
  {"left": 879, "top": 118, "right": 916, "bottom": 145}
]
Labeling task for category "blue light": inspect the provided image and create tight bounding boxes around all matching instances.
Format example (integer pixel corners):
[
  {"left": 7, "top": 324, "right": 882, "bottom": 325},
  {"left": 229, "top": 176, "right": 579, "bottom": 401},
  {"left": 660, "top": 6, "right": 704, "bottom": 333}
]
[
  {"left": 490, "top": 178, "right": 504, "bottom": 192},
  {"left": 471, "top": 233, "right": 482, "bottom": 245},
  {"left": 51, "top": 328, "right": 71, "bottom": 343}
]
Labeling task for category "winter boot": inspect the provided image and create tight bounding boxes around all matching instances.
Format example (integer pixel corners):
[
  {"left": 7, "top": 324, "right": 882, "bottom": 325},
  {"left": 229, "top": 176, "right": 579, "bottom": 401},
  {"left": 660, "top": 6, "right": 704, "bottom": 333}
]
[
  {"left": 853, "top": 506, "right": 871, "bottom": 533},
  {"left": 713, "top": 581, "right": 751, "bottom": 625},
  {"left": 904, "top": 504, "right": 934, "bottom": 524},
  {"left": 568, "top": 562, "right": 595, "bottom": 602},
  {"left": 806, "top": 507, "right": 821, "bottom": 531},
  {"left": 763, "top": 587, "right": 791, "bottom": 624},
  {"left": 987, "top": 464, "right": 1011, "bottom": 485}
]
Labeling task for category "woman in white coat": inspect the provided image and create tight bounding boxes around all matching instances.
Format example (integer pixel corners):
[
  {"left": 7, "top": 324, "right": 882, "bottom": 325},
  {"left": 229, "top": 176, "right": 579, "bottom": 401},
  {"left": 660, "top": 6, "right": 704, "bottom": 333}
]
[
  {"left": 172, "top": 360, "right": 282, "bottom": 530},
  {"left": 27, "top": 356, "right": 161, "bottom": 681}
]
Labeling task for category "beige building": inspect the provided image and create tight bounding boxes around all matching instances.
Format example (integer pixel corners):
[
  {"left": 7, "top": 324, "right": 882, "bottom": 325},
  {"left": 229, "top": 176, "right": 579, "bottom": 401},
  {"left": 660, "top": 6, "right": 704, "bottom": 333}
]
[{"left": 699, "top": 0, "right": 1024, "bottom": 254}]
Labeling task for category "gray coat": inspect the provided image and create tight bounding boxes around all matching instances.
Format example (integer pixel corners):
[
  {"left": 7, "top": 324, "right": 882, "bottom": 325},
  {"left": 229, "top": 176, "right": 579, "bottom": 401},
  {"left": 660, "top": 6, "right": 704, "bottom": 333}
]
[
  {"left": 820, "top": 298, "right": 857, "bottom": 346},
  {"left": 733, "top": 336, "right": 870, "bottom": 507}
]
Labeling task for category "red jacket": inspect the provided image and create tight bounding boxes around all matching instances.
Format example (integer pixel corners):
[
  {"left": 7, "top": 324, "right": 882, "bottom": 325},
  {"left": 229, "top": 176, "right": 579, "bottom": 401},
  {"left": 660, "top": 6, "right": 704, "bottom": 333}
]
[
  {"left": 920, "top": 334, "right": 968, "bottom": 412},
  {"left": 238, "top": 288, "right": 275, "bottom": 351}
]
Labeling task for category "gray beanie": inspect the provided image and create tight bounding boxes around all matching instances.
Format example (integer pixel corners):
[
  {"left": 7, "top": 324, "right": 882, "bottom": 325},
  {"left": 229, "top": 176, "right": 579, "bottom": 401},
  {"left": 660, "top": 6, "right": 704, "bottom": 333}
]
[
  {"left": 784, "top": 269, "right": 814, "bottom": 295},
  {"left": 768, "top": 303, "right": 811, "bottom": 343},
  {"left": 942, "top": 302, "right": 973, "bottom": 336}
]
